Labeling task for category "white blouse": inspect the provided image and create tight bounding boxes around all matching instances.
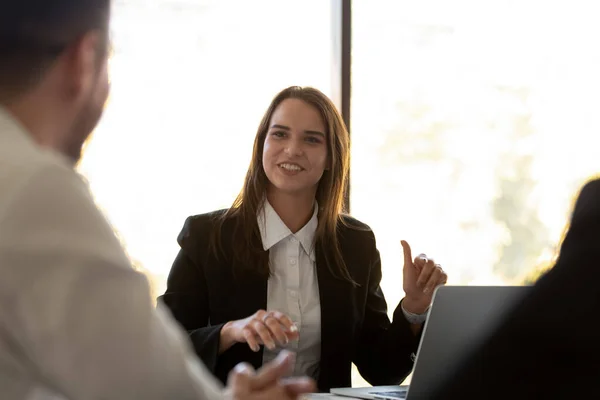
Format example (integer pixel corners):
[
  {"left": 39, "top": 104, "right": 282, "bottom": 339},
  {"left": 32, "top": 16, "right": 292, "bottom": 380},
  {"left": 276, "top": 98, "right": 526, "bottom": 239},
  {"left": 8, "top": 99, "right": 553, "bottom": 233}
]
[{"left": 258, "top": 200, "right": 322, "bottom": 380}]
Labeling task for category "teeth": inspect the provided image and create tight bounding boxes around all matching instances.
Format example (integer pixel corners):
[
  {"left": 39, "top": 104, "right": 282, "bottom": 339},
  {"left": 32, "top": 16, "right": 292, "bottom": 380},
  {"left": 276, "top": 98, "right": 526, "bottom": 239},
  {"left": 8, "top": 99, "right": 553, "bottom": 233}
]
[{"left": 280, "top": 163, "right": 302, "bottom": 171}]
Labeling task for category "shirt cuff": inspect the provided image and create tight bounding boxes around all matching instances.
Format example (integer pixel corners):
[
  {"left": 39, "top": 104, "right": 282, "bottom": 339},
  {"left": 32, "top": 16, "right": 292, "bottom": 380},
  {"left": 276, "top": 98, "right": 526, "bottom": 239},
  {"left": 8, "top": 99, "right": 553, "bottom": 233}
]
[{"left": 400, "top": 300, "right": 430, "bottom": 325}]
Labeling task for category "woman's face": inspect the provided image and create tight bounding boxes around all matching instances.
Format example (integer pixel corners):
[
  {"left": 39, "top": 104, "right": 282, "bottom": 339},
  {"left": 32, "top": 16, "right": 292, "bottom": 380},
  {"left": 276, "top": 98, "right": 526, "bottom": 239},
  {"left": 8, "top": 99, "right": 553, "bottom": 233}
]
[{"left": 262, "top": 98, "right": 328, "bottom": 198}]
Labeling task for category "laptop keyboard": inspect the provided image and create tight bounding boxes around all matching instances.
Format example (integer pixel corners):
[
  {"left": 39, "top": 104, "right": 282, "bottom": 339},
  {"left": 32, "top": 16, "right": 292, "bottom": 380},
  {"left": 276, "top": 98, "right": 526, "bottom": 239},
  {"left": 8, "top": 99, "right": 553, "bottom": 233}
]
[{"left": 369, "top": 389, "right": 408, "bottom": 399}]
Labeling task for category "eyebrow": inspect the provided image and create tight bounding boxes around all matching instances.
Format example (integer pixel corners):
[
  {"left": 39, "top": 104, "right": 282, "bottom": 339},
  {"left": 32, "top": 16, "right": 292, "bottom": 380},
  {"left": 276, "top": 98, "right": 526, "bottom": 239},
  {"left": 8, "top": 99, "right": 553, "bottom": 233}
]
[{"left": 270, "top": 124, "right": 326, "bottom": 138}]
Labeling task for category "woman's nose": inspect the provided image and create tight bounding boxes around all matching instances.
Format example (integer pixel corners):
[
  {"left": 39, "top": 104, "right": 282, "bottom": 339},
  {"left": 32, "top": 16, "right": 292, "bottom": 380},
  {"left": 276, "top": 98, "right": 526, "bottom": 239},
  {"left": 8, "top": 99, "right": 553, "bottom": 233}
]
[{"left": 284, "top": 140, "right": 303, "bottom": 156}]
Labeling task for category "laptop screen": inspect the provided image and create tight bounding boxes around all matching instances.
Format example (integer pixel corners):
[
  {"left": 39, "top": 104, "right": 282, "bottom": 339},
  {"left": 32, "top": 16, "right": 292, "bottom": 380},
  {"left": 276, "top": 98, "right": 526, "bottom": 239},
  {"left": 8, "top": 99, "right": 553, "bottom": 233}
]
[{"left": 406, "top": 286, "right": 529, "bottom": 399}]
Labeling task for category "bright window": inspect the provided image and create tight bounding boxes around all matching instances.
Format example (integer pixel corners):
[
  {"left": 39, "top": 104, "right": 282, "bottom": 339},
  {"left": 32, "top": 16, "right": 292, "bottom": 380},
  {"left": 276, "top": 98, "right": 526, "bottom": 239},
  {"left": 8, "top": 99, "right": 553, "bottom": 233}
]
[{"left": 351, "top": 0, "right": 600, "bottom": 386}]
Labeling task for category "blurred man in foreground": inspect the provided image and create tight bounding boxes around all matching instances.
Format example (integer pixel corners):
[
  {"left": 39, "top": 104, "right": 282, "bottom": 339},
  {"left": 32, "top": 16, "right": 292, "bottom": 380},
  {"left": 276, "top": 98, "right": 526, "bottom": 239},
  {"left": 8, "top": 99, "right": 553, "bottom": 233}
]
[{"left": 0, "top": 1, "right": 314, "bottom": 399}]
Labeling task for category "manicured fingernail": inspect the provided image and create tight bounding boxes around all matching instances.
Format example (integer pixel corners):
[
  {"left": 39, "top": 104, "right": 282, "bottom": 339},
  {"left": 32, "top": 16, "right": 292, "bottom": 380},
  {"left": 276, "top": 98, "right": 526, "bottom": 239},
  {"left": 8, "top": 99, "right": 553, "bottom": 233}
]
[
  {"left": 289, "top": 325, "right": 298, "bottom": 333},
  {"left": 252, "top": 344, "right": 259, "bottom": 352},
  {"left": 275, "top": 350, "right": 296, "bottom": 373}
]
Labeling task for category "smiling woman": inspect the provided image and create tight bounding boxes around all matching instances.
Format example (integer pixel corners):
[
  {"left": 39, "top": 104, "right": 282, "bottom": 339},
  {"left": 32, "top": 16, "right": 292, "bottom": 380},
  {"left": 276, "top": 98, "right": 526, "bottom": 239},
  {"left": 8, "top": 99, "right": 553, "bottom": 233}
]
[
  {"left": 157, "top": 86, "right": 444, "bottom": 391},
  {"left": 207, "top": 86, "right": 352, "bottom": 282}
]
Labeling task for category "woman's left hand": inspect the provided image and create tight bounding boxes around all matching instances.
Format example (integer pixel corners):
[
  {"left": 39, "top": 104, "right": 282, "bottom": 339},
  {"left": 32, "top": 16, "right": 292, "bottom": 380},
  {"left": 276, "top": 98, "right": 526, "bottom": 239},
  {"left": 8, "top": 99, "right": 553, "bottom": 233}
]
[{"left": 400, "top": 240, "right": 448, "bottom": 314}]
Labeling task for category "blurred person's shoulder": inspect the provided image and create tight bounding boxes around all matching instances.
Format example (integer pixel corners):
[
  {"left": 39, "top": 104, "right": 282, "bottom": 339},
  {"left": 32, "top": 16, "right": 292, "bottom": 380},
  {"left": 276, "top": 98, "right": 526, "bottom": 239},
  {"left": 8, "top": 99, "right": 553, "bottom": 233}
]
[
  {"left": 0, "top": 108, "right": 84, "bottom": 216},
  {"left": 571, "top": 177, "right": 600, "bottom": 225},
  {"left": 0, "top": 108, "right": 121, "bottom": 269}
]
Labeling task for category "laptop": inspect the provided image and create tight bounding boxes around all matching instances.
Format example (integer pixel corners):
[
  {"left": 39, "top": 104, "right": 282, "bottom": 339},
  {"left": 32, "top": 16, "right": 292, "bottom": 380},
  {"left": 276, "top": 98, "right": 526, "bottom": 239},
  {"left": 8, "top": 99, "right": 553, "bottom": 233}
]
[{"left": 331, "top": 285, "right": 529, "bottom": 400}]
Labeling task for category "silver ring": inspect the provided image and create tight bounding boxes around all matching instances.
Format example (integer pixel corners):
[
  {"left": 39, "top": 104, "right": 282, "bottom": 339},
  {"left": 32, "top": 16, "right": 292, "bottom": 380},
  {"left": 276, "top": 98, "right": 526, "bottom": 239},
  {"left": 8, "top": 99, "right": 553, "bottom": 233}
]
[{"left": 262, "top": 313, "right": 274, "bottom": 323}]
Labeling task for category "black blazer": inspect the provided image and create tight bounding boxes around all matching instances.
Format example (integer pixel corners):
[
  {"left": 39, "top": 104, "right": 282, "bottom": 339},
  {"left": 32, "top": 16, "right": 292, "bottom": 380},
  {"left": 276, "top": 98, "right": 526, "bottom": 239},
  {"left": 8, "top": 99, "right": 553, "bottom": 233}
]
[
  {"left": 158, "top": 210, "right": 420, "bottom": 391},
  {"left": 430, "top": 179, "right": 600, "bottom": 399}
]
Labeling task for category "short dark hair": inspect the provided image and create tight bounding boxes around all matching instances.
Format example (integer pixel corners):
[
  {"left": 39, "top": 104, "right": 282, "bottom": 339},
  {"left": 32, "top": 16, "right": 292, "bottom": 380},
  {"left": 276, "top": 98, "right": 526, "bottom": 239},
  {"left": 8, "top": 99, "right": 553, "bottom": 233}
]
[{"left": 0, "top": 0, "right": 110, "bottom": 102}]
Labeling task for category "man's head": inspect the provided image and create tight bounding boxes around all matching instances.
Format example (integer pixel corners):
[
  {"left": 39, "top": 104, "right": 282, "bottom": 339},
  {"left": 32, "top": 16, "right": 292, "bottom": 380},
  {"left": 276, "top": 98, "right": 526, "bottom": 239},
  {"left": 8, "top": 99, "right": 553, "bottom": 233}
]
[{"left": 0, "top": 0, "right": 111, "bottom": 162}]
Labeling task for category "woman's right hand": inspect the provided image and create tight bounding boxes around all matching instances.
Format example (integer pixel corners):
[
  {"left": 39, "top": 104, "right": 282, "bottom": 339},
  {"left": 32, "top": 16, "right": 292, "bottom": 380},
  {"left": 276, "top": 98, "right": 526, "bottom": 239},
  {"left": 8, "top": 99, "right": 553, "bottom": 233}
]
[{"left": 219, "top": 310, "right": 299, "bottom": 353}]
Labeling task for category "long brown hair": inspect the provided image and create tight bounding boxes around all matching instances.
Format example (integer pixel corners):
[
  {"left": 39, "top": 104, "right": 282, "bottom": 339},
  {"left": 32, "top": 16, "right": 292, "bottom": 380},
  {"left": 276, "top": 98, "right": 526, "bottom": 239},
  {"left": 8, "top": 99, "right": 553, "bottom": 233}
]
[{"left": 210, "top": 86, "right": 353, "bottom": 282}]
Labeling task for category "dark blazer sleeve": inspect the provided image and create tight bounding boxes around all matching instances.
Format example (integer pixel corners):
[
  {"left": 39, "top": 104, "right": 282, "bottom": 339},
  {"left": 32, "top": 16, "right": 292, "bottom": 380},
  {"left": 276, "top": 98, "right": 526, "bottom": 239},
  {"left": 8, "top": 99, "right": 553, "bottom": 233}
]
[
  {"left": 429, "top": 179, "right": 600, "bottom": 399},
  {"left": 353, "top": 231, "right": 421, "bottom": 385},
  {"left": 158, "top": 217, "right": 225, "bottom": 373}
]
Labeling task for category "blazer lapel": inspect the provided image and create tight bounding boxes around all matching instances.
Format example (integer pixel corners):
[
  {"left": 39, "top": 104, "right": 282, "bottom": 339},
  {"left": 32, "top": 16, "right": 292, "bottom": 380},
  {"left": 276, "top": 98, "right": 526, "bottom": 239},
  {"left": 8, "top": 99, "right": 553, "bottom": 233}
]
[
  {"left": 235, "top": 266, "right": 268, "bottom": 316},
  {"left": 316, "top": 243, "right": 353, "bottom": 388},
  {"left": 227, "top": 249, "right": 269, "bottom": 370}
]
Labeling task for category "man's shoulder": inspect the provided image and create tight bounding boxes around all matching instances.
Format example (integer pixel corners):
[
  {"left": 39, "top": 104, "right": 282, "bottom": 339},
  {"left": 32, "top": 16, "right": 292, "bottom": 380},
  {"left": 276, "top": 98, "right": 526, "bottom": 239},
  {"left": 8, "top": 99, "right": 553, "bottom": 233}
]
[
  {"left": 0, "top": 134, "right": 80, "bottom": 222},
  {"left": 0, "top": 132, "right": 119, "bottom": 259},
  {"left": 0, "top": 116, "right": 72, "bottom": 172}
]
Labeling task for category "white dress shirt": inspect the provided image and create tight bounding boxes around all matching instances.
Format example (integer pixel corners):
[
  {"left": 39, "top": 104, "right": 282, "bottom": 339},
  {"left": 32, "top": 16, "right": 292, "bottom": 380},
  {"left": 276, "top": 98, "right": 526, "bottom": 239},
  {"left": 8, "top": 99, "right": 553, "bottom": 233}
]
[
  {"left": 0, "top": 107, "right": 223, "bottom": 399},
  {"left": 259, "top": 201, "right": 322, "bottom": 380}
]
